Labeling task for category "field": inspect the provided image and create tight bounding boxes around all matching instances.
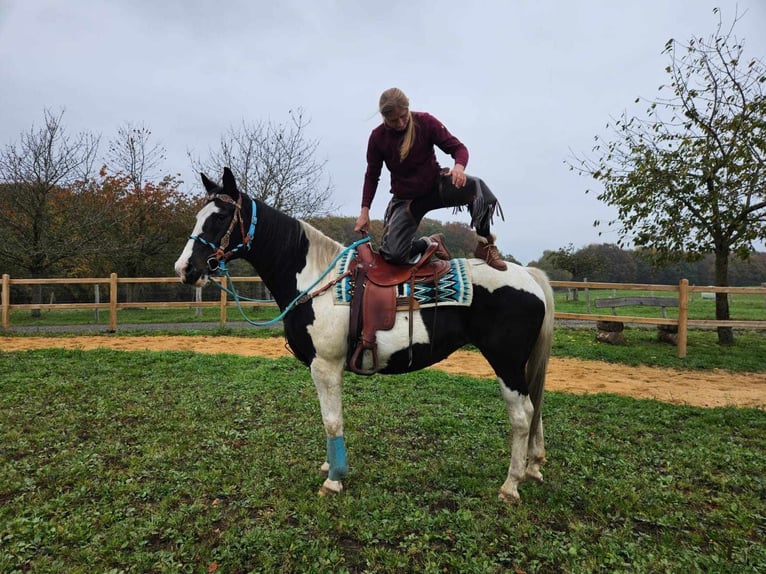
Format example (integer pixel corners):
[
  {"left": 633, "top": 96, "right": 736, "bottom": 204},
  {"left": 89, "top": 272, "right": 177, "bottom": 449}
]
[
  {"left": 1, "top": 332, "right": 765, "bottom": 572},
  {"left": 2, "top": 334, "right": 766, "bottom": 409}
]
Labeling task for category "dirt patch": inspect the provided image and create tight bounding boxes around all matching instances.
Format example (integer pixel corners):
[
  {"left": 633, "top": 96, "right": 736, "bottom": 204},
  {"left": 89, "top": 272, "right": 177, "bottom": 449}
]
[{"left": 1, "top": 335, "right": 764, "bottom": 409}]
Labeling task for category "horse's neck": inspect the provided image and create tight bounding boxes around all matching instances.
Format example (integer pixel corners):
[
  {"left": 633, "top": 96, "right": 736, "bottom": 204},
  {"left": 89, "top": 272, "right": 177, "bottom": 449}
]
[{"left": 242, "top": 203, "right": 341, "bottom": 310}]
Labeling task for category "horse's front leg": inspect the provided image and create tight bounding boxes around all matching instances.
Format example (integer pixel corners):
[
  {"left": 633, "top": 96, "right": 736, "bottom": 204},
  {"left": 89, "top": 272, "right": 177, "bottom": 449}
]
[{"left": 311, "top": 356, "right": 348, "bottom": 496}]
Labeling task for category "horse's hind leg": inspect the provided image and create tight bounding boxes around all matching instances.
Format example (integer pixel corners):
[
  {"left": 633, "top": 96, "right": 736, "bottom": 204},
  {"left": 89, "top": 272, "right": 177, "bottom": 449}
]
[
  {"left": 497, "top": 375, "right": 534, "bottom": 503},
  {"left": 525, "top": 418, "right": 545, "bottom": 483},
  {"left": 311, "top": 356, "right": 348, "bottom": 496}
]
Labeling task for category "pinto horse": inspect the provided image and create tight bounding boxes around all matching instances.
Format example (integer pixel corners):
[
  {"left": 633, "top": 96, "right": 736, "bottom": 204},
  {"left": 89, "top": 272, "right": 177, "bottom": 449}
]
[{"left": 174, "top": 167, "right": 554, "bottom": 503}]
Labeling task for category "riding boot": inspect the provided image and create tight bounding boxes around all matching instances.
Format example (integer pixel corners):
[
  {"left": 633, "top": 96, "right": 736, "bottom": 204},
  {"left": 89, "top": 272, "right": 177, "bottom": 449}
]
[
  {"left": 475, "top": 235, "right": 507, "bottom": 271},
  {"left": 423, "top": 233, "right": 451, "bottom": 260}
]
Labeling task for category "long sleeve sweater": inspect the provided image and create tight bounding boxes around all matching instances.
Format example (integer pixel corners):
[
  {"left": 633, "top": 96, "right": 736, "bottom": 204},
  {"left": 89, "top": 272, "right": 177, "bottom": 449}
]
[{"left": 361, "top": 111, "right": 469, "bottom": 209}]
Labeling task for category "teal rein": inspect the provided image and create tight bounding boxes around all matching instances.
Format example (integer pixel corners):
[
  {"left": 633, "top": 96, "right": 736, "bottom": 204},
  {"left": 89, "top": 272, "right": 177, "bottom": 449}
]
[{"left": 211, "top": 235, "right": 370, "bottom": 327}]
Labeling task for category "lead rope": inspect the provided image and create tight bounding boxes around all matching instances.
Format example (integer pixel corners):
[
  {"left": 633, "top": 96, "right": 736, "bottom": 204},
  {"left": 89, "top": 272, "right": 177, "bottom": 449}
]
[{"left": 210, "top": 236, "right": 370, "bottom": 327}]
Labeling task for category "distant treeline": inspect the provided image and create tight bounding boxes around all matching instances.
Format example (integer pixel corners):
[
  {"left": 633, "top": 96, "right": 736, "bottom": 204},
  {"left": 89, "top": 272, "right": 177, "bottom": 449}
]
[
  {"left": 2, "top": 209, "right": 764, "bottom": 288},
  {"left": 305, "top": 216, "right": 766, "bottom": 287}
]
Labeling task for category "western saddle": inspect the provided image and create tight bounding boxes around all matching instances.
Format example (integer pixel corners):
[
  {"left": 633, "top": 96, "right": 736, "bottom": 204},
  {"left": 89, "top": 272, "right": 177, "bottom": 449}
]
[{"left": 347, "top": 241, "right": 451, "bottom": 375}]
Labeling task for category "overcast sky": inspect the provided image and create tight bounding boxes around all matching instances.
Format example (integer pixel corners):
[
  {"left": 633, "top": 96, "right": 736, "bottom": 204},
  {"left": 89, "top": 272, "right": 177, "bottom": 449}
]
[{"left": 2, "top": 1, "right": 765, "bottom": 264}]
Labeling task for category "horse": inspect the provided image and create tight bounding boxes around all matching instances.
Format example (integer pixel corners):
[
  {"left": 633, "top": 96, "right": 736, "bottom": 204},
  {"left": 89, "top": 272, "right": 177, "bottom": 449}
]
[{"left": 174, "top": 167, "right": 555, "bottom": 503}]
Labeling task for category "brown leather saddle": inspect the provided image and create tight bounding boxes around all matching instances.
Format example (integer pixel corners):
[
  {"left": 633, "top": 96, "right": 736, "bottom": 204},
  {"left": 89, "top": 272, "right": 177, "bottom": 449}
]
[{"left": 347, "top": 241, "right": 451, "bottom": 375}]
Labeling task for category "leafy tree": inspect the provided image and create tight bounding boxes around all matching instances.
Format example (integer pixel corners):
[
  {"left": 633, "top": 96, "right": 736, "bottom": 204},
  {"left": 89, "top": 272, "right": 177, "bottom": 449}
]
[
  {"left": 99, "top": 126, "right": 196, "bottom": 289},
  {"left": 570, "top": 10, "right": 766, "bottom": 344},
  {"left": 579, "top": 244, "right": 638, "bottom": 282},
  {"left": 531, "top": 250, "right": 574, "bottom": 282},
  {"left": 190, "top": 109, "right": 336, "bottom": 218},
  {"left": 547, "top": 243, "right": 601, "bottom": 282},
  {"left": 728, "top": 252, "right": 766, "bottom": 285},
  {"left": 95, "top": 168, "right": 194, "bottom": 282}
]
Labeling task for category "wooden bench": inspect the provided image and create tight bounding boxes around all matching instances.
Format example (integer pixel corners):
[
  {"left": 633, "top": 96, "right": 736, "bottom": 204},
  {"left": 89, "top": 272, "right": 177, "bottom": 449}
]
[{"left": 594, "top": 296, "right": 679, "bottom": 345}]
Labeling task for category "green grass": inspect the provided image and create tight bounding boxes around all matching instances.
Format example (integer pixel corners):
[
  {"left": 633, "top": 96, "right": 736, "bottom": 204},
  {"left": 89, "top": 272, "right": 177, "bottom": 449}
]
[
  {"left": 553, "top": 326, "right": 766, "bottom": 372},
  {"left": 1, "top": 349, "right": 765, "bottom": 573}
]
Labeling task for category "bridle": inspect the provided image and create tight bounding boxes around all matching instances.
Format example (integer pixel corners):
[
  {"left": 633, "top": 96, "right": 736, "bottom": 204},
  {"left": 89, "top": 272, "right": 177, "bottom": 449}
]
[
  {"left": 190, "top": 193, "right": 257, "bottom": 273},
  {"left": 187, "top": 193, "right": 372, "bottom": 327}
]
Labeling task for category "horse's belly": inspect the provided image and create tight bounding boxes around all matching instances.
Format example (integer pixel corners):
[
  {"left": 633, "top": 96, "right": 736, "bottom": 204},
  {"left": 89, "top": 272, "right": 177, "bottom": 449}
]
[{"left": 373, "top": 308, "right": 467, "bottom": 374}]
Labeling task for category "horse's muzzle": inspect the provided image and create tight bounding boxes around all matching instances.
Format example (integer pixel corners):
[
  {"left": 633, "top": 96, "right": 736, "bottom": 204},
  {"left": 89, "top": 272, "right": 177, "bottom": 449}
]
[{"left": 175, "top": 260, "right": 208, "bottom": 287}]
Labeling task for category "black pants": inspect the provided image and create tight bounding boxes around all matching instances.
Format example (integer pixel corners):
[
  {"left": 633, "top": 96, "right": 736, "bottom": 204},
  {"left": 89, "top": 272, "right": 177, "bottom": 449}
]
[{"left": 379, "top": 173, "right": 501, "bottom": 264}]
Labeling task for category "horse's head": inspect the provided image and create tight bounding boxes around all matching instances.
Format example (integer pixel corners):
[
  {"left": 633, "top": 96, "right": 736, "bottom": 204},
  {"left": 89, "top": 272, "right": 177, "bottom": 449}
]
[{"left": 174, "top": 167, "right": 255, "bottom": 286}]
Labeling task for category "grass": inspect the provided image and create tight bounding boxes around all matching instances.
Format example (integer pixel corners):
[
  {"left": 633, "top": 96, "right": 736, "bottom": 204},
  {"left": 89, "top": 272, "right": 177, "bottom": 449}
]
[
  {"left": 552, "top": 326, "right": 766, "bottom": 372},
  {"left": 1, "top": 348, "right": 765, "bottom": 573}
]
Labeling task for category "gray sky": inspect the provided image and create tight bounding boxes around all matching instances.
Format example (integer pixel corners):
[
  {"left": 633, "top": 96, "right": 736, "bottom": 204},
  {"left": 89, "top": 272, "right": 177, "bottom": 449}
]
[{"left": 1, "top": 0, "right": 765, "bottom": 264}]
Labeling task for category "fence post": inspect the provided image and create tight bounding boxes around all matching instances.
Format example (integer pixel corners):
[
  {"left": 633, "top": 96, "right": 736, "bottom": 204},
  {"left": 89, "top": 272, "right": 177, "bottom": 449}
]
[
  {"left": 94, "top": 284, "right": 100, "bottom": 323},
  {"left": 109, "top": 273, "right": 118, "bottom": 332},
  {"left": 1, "top": 274, "right": 9, "bottom": 329},
  {"left": 584, "top": 278, "right": 590, "bottom": 313},
  {"left": 677, "top": 278, "right": 689, "bottom": 359},
  {"left": 195, "top": 287, "right": 203, "bottom": 317},
  {"left": 219, "top": 276, "right": 228, "bottom": 329}
]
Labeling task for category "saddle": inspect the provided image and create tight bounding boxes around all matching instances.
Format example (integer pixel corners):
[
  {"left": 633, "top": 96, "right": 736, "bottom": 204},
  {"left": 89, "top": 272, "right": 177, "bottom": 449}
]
[{"left": 347, "top": 241, "right": 451, "bottom": 375}]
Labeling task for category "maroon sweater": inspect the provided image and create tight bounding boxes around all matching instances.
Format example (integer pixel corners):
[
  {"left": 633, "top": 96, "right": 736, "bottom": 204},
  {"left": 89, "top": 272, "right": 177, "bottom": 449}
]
[{"left": 361, "top": 111, "right": 469, "bottom": 209}]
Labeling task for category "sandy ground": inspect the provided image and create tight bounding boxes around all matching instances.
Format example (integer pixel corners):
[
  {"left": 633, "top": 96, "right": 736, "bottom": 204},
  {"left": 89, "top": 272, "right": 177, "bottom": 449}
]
[{"left": 1, "top": 335, "right": 764, "bottom": 409}]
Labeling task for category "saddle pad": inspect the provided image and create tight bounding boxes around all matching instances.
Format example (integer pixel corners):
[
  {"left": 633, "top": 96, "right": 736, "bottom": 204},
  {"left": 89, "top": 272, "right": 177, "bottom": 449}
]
[{"left": 334, "top": 249, "right": 473, "bottom": 308}]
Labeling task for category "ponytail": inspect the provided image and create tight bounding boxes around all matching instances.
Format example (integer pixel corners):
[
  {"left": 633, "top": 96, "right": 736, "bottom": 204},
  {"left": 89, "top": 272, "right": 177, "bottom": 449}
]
[
  {"left": 399, "top": 111, "right": 415, "bottom": 161},
  {"left": 379, "top": 87, "right": 416, "bottom": 161}
]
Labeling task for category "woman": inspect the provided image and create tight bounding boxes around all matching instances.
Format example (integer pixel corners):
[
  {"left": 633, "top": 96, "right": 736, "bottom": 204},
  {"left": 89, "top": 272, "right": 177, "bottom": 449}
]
[{"left": 354, "top": 87, "right": 506, "bottom": 271}]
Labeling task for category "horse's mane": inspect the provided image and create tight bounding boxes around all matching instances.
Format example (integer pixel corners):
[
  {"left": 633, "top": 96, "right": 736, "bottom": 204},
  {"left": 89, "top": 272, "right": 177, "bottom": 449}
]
[{"left": 298, "top": 220, "right": 345, "bottom": 266}]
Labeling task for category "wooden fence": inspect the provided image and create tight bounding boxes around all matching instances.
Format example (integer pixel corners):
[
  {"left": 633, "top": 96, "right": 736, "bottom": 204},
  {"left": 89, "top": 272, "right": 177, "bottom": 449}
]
[
  {"left": 3, "top": 274, "right": 766, "bottom": 359},
  {"left": 0, "top": 273, "right": 270, "bottom": 333}
]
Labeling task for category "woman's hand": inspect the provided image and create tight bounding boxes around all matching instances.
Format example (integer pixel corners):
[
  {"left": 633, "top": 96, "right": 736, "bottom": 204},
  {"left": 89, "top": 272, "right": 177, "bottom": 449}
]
[
  {"left": 449, "top": 164, "right": 467, "bottom": 188},
  {"left": 354, "top": 207, "right": 370, "bottom": 233}
]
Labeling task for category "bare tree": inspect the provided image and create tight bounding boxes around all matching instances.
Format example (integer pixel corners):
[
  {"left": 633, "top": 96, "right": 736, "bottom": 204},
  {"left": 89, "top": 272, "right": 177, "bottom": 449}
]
[
  {"left": 190, "top": 109, "right": 337, "bottom": 217},
  {"left": 0, "top": 109, "right": 104, "bottom": 313},
  {"left": 0, "top": 109, "right": 103, "bottom": 277},
  {"left": 107, "top": 122, "right": 167, "bottom": 190}
]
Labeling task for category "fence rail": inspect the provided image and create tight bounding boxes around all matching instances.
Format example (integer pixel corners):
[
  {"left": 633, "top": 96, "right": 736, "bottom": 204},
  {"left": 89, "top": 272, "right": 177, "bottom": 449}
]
[{"left": 3, "top": 274, "right": 766, "bottom": 359}]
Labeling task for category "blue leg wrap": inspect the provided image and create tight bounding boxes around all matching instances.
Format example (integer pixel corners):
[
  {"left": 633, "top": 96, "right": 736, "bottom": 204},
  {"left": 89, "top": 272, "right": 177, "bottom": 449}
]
[{"left": 326, "top": 436, "right": 348, "bottom": 481}]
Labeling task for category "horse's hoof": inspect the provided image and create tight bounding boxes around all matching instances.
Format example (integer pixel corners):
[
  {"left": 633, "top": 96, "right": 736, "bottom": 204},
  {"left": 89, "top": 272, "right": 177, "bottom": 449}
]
[
  {"left": 319, "top": 462, "right": 330, "bottom": 476},
  {"left": 498, "top": 489, "right": 521, "bottom": 504},
  {"left": 318, "top": 479, "right": 343, "bottom": 497},
  {"left": 525, "top": 469, "right": 544, "bottom": 483}
]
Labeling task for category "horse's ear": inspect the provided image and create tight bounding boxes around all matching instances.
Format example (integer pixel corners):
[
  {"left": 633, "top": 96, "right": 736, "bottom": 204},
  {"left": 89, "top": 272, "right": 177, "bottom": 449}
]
[
  {"left": 222, "top": 167, "right": 239, "bottom": 199},
  {"left": 200, "top": 172, "right": 217, "bottom": 194}
]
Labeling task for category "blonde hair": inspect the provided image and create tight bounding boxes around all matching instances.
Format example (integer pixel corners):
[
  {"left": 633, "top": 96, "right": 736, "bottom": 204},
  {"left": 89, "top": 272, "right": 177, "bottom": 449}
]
[{"left": 379, "top": 87, "right": 415, "bottom": 161}]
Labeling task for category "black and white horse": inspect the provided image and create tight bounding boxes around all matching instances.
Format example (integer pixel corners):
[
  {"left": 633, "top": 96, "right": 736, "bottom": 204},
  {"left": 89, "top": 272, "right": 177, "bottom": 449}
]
[{"left": 174, "top": 167, "right": 554, "bottom": 503}]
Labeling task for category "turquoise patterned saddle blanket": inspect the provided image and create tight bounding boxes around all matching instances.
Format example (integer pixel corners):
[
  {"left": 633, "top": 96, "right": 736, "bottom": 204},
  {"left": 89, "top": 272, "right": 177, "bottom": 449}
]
[{"left": 333, "top": 249, "right": 473, "bottom": 308}]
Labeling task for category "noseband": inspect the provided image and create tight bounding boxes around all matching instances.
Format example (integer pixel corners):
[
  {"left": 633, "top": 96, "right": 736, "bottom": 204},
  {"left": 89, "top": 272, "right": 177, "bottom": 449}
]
[{"left": 190, "top": 193, "right": 257, "bottom": 273}]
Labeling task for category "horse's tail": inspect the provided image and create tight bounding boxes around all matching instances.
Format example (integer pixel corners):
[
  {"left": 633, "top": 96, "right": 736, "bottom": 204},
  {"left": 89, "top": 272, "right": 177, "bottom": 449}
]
[{"left": 526, "top": 267, "right": 555, "bottom": 438}]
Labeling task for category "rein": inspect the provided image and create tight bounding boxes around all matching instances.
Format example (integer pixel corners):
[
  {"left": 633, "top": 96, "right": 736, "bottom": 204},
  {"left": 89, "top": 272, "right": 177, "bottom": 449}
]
[
  {"left": 190, "top": 194, "right": 370, "bottom": 327},
  {"left": 212, "top": 236, "right": 370, "bottom": 327}
]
